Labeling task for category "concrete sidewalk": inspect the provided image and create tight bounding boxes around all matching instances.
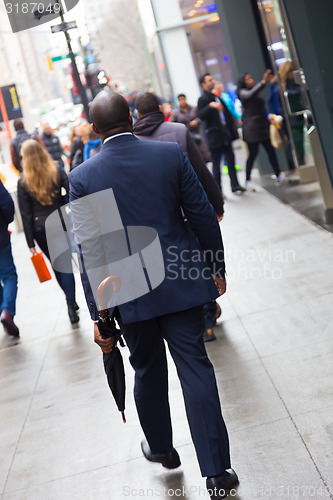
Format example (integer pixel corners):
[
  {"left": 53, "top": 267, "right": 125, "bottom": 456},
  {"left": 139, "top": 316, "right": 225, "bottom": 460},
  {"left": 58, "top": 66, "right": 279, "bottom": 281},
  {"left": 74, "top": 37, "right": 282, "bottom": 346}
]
[{"left": 1, "top": 180, "right": 333, "bottom": 499}]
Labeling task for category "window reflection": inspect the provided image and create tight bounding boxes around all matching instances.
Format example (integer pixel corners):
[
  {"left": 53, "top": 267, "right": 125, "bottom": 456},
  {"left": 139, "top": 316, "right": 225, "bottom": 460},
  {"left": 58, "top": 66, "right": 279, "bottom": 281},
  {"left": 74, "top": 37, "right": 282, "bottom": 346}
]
[{"left": 179, "top": 0, "right": 218, "bottom": 21}]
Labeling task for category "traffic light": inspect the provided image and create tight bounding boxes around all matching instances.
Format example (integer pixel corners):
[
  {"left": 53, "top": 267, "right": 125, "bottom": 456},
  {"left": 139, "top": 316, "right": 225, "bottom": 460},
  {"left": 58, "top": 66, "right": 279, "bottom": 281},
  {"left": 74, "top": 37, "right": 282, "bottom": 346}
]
[
  {"left": 97, "top": 71, "right": 110, "bottom": 85},
  {"left": 85, "top": 70, "right": 110, "bottom": 89},
  {"left": 46, "top": 55, "right": 53, "bottom": 71}
]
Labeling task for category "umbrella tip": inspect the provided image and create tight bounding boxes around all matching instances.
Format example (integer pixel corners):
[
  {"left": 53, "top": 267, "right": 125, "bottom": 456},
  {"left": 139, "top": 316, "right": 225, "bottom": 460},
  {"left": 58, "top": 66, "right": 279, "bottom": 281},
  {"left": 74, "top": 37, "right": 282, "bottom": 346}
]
[{"left": 121, "top": 411, "right": 126, "bottom": 423}]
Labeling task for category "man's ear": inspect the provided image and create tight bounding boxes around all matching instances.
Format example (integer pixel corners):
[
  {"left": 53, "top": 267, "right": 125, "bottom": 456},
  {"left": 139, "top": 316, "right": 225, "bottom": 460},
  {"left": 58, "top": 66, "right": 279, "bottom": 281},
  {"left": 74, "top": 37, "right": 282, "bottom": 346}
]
[
  {"left": 158, "top": 105, "right": 162, "bottom": 112},
  {"left": 137, "top": 111, "right": 142, "bottom": 119},
  {"left": 92, "top": 124, "right": 99, "bottom": 135}
]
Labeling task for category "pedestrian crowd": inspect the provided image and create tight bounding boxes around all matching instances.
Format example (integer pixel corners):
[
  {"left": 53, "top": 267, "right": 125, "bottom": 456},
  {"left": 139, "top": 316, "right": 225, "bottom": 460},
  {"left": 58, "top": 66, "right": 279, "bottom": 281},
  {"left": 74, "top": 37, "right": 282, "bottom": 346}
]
[{"left": 0, "top": 63, "right": 304, "bottom": 500}]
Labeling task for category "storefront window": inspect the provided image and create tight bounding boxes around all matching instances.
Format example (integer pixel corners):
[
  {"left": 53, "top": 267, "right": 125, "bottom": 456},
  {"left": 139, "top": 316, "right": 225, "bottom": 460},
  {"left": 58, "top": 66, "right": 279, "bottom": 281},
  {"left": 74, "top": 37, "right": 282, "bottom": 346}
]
[
  {"left": 185, "top": 17, "right": 233, "bottom": 84},
  {"left": 180, "top": 0, "right": 218, "bottom": 21},
  {"left": 257, "top": 0, "right": 291, "bottom": 65}
]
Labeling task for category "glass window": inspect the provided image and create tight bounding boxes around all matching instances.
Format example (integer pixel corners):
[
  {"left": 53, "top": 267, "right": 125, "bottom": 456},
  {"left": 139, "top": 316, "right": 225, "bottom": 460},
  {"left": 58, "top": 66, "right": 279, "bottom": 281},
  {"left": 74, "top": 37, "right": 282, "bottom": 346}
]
[
  {"left": 184, "top": 17, "right": 233, "bottom": 84},
  {"left": 179, "top": 0, "right": 218, "bottom": 21}
]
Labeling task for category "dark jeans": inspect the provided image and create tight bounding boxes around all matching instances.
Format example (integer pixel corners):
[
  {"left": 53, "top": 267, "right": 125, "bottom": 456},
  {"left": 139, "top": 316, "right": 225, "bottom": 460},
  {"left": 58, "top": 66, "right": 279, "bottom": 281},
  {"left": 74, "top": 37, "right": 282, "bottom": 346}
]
[
  {"left": 34, "top": 231, "right": 76, "bottom": 305},
  {"left": 0, "top": 242, "right": 18, "bottom": 317},
  {"left": 246, "top": 140, "right": 281, "bottom": 181},
  {"left": 211, "top": 142, "right": 240, "bottom": 192},
  {"left": 117, "top": 306, "right": 231, "bottom": 477}
]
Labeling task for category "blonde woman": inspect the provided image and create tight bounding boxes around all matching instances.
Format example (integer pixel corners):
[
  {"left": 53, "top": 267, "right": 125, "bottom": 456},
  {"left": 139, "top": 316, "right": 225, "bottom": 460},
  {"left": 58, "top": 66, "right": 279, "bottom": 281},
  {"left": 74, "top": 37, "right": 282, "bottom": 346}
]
[
  {"left": 279, "top": 60, "right": 305, "bottom": 165},
  {"left": 17, "top": 140, "right": 79, "bottom": 324}
]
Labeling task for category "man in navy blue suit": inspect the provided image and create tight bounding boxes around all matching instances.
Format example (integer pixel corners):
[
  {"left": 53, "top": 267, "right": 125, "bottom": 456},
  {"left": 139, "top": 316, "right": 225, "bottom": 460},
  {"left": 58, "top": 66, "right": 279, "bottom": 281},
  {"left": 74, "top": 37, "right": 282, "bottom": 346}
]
[{"left": 69, "top": 91, "right": 238, "bottom": 499}]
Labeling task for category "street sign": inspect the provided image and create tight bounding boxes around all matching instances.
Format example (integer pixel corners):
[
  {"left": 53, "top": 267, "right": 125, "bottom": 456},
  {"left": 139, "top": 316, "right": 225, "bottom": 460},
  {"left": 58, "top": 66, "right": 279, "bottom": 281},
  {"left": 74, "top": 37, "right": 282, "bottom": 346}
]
[
  {"left": 51, "top": 53, "right": 78, "bottom": 62},
  {"left": 0, "top": 85, "right": 22, "bottom": 122},
  {"left": 51, "top": 21, "right": 77, "bottom": 33}
]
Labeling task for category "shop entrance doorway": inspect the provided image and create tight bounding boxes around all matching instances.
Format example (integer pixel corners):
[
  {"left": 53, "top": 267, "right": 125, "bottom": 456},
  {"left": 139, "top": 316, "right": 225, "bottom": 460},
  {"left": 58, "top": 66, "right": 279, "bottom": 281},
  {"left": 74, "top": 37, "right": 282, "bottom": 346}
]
[{"left": 257, "top": 0, "right": 325, "bottom": 181}]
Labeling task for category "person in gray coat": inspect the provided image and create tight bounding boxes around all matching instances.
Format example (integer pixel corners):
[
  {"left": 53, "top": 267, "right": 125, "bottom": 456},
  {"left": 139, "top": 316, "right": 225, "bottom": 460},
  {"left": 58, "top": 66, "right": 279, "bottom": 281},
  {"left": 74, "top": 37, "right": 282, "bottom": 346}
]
[
  {"left": 133, "top": 92, "right": 224, "bottom": 219},
  {"left": 237, "top": 70, "right": 285, "bottom": 191}
]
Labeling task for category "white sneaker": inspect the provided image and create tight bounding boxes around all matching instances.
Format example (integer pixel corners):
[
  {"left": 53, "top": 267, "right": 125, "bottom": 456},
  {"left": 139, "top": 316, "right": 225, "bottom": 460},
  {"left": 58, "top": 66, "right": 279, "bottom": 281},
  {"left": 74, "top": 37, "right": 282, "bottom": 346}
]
[
  {"left": 245, "top": 180, "right": 256, "bottom": 191},
  {"left": 275, "top": 172, "right": 287, "bottom": 182}
]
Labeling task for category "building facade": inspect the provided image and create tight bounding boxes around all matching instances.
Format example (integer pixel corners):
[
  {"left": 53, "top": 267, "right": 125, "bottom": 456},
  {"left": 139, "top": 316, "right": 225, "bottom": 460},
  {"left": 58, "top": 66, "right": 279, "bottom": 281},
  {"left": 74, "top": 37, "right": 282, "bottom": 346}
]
[{"left": 140, "top": 0, "right": 333, "bottom": 222}]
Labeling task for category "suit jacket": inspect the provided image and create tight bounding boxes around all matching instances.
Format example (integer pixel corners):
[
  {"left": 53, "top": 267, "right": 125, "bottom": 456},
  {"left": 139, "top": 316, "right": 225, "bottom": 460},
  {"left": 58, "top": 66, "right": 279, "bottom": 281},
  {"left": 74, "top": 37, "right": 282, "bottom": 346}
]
[
  {"left": 197, "top": 90, "right": 238, "bottom": 149},
  {"left": 69, "top": 134, "right": 225, "bottom": 324}
]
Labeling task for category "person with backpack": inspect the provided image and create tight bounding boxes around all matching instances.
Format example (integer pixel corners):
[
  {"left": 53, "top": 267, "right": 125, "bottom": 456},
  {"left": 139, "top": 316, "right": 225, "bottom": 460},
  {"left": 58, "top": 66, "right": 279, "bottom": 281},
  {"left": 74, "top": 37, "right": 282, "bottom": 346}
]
[
  {"left": 10, "top": 119, "right": 44, "bottom": 173},
  {"left": 40, "top": 121, "right": 66, "bottom": 169}
]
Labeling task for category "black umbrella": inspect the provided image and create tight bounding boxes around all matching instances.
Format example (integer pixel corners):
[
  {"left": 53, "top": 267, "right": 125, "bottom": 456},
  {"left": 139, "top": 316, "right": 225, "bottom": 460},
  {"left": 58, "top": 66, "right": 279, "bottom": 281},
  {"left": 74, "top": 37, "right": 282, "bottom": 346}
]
[{"left": 97, "top": 276, "right": 126, "bottom": 423}]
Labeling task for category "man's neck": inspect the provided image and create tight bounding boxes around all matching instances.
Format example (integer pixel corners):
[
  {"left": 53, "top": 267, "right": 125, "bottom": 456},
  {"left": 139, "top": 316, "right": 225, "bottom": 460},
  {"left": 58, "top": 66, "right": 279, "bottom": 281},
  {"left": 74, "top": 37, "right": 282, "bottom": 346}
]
[{"left": 102, "top": 127, "right": 133, "bottom": 143}]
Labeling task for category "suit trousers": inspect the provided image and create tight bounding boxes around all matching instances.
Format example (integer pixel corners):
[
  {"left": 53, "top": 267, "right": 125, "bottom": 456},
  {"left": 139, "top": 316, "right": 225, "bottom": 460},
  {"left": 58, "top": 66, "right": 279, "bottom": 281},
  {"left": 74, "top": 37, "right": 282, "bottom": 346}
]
[
  {"left": 210, "top": 142, "right": 239, "bottom": 192},
  {"left": 118, "top": 306, "right": 231, "bottom": 477}
]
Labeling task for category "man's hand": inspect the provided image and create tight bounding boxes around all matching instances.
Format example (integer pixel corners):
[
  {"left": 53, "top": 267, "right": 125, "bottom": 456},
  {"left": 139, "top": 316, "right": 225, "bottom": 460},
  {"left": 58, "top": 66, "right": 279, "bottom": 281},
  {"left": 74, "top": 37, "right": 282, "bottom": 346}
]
[
  {"left": 94, "top": 324, "right": 116, "bottom": 354},
  {"left": 189, "top": 119, "right": 199, "bottom": 127},
  {"left": 213, "top": 276, "right": 227, "bottom": 296},
  {"left": 209, "top": 101, "right": 223, "bottom": 111}
]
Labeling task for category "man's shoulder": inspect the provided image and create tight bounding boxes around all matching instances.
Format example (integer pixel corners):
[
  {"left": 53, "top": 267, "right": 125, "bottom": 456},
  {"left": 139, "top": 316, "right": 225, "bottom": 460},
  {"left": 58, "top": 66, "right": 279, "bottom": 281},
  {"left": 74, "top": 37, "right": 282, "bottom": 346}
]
[
  {"left": 198, "top": 91, "right": 212, "bottom": 104},
  {"left": 158, "top": 121, "right": 186, "bottom": 133},
  {"left": 136, "top": 132, "right": 183, "bottom": 151},
  {"left": 69, "top": 156, "right": 95, "bottom": 182}
]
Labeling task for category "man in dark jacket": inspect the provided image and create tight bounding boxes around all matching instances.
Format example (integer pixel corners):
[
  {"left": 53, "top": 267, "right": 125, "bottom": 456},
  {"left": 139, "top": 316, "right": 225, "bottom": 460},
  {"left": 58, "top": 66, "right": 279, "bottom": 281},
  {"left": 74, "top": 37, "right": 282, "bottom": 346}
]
[
  {"left": 10, "top": 119, "right": 32, "bottom": 172},
  {"left": 69, "top": 90, "right": 238, "bottom": 497},
  {"left": 170, "top": 93, "right": 211, "bottom": 163},
  {"left": 41, "top": 121, "right": 66, "bottom": 169},
  {"left": 197, "top": 73, "right": 245, "bottom": 195},
  {"left": 10, "top": 119, "right": 45, "bottom": 172},
  {"left": 133, "top": 92, "right": 224, "bottom": 219},
  {"left": 0, "top": 181, "right": 19, "bottom": 337}
]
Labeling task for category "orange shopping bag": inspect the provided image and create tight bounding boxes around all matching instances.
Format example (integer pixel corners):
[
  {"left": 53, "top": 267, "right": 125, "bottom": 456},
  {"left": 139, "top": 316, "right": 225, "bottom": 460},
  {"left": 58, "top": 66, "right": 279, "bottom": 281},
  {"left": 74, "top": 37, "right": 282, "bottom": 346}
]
[{"left": 31, "top": 251, "right": 52, "bottom": 283}]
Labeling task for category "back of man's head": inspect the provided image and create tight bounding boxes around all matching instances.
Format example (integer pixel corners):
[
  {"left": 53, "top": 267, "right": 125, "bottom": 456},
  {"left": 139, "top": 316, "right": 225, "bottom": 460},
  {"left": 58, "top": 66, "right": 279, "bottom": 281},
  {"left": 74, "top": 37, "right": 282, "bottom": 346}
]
[
  {"left": 90, "top": 90, "right": 130, "bottom": 135},
  {"left": 135, "top": 93, "right": 160, "bottom": 116},
  {"left": 14, "top": 119, "right": 24, "bottom": 131}
]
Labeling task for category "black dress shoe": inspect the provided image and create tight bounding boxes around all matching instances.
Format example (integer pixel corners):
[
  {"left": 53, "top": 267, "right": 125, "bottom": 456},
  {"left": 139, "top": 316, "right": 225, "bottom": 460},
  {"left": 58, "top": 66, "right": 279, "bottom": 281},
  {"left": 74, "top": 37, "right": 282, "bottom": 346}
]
[
  {"left": 231, "top": 185, "right": 246, "bottom": 194},
  {"left": 206, "top": 469, "right": 239, "bottom": 499},
  {"left": 68, "top": 304, "right": 80, "bottom": 324},
  {"left": 141, "top": 439, "right": 181, "bottom": 469}
]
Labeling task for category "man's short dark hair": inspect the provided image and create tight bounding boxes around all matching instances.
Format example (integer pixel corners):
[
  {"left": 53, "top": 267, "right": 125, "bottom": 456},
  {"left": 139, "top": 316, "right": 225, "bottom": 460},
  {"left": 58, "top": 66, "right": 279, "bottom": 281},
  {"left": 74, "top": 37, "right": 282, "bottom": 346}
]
[
  {"left": 89, "top": 90, "right": 130, "bottom": 134},
  {"left": 199, "top": 73, "right": 211, "bottom": 86},
  {"left": 13, "top": 119, "right": 24, "bottom": 131},
  {"left": 177, "top": 93, "right": 186, "bottom": 99},
  {"left": 135, "top": 92, "right": 160, "bottom": 116}
]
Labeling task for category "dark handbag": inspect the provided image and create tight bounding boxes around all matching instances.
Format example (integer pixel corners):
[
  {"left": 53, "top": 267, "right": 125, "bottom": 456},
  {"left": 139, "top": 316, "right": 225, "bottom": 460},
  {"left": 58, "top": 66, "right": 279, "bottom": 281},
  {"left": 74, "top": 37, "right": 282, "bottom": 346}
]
[{"left": 70, "top": 148, "right": 83, "bottom": 170}]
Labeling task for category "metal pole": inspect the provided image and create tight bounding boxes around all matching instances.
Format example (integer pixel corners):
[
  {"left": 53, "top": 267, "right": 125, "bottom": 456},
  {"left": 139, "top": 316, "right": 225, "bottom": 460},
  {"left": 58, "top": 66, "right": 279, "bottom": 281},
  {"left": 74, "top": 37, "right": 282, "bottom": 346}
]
[{"left": 55, "top": 1, "right": 90, "bottom": 120}]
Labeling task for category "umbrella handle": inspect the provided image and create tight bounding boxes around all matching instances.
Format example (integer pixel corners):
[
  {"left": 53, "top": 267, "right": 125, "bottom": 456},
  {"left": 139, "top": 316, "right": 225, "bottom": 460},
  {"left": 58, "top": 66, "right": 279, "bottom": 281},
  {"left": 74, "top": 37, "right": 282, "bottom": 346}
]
[
  {"left": 121, "top": 411, "right": 126, "bottom": 423},
  {"left": 97, "top": 275, "right": 121, "bottom": 316}
]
